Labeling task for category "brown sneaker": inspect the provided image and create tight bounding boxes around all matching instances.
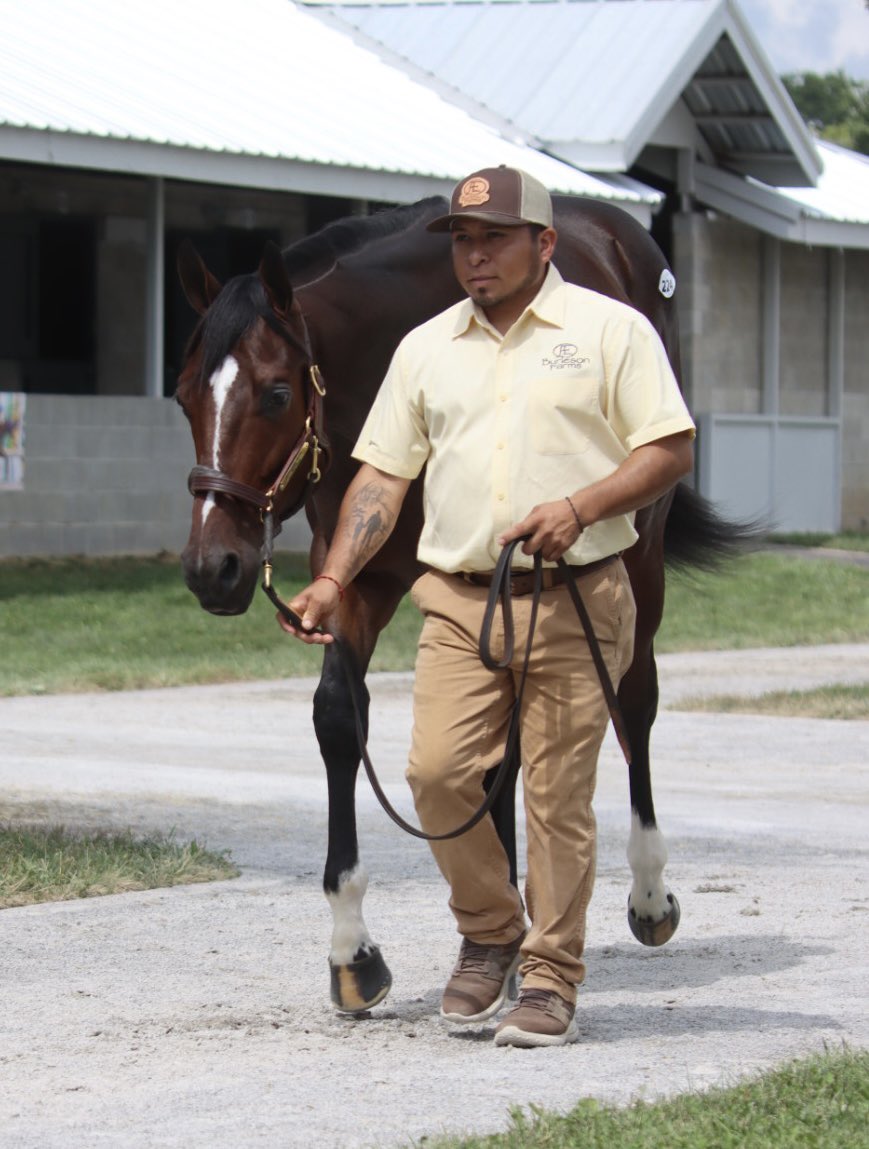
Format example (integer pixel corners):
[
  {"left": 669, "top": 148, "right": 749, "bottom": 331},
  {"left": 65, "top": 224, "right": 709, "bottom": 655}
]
[
  {"left": 440, "top": 933, "right": 525, "bottom": 1023},
  {"left": 493, "top": 987, "right": 578, "bottom": 1047}
]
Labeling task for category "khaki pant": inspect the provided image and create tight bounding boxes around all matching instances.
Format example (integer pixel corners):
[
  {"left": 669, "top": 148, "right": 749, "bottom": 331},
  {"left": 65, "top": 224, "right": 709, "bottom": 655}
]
[{"left": 407, "top": 561, "right": 636, "bottom": 1004}]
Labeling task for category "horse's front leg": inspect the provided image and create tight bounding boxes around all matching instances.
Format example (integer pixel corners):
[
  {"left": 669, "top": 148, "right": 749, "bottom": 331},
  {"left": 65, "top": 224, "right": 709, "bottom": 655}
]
[
  {"left": 617, "top": 643, "right": 681, "bottom": 947},
  {"left": 313, "top": 641, "right": 392, "bottom": 1013}
]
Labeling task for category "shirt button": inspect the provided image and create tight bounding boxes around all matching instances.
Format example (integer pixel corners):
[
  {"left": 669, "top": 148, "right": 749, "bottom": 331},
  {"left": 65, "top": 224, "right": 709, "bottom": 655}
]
[
  {"left": 496, "top": 441, "right": 505, "bottom": 450},
  {"left": 497, "top": 493, "right": 505, "bottom": 501},
  {"left": 499, "top": 394, "right": 507, "bottom": 402}
]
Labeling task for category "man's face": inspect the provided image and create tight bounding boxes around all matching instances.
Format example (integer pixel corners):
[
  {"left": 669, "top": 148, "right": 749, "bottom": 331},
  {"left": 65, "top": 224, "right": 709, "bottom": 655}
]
[{"left": 450, "top": 220, "right": 556, "bottom": 325}]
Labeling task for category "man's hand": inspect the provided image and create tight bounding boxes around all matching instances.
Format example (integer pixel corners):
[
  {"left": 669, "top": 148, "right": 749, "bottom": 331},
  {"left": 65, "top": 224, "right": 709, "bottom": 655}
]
[
  {"left": 498, "top": 497, "right": 581, "bottom": 562},
  {"left": 275, "top": 578, "right": 340, "bottom": 645}
]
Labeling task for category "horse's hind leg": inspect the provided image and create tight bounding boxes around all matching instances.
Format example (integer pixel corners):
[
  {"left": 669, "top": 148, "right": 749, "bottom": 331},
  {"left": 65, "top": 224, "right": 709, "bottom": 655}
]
[
  {"left": 315, "top": 643, "right": 392, "bottom": 1013},
  {"left": 620, "top": 532, "right": 681, "bottom": 947},
  {"left": 619, "top": 646, "right": 681, "bottom": 946}
]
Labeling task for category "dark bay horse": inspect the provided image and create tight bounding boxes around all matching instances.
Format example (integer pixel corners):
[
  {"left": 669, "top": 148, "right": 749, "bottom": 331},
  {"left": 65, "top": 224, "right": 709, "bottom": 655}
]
[{"left": 175, "top": 196, "right": 741, "bottom": 1013}]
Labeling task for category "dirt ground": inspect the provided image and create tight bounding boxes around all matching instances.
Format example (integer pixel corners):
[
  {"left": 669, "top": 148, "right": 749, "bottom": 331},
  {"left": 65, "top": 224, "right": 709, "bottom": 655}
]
[{"left": 1, "top": 644, "right": 868, "bottom": 1148}]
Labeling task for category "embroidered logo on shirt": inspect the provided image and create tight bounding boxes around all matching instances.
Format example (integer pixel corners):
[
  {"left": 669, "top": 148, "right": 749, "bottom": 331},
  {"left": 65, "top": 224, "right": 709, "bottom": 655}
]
[
  {"left": 541, "top": 343, "right": 591, "bottom": 371},
  {"left": 458, "top": 177, "right": 490, "bottom": 207}
]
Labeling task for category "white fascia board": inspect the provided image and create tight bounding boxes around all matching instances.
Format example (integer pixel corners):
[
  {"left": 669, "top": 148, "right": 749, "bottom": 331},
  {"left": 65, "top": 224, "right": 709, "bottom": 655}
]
[
  {"left": 694, "top": 161, "right": 869, "bottom": 249},
  {"left": 0, "top": 125, "right": 456, "bottom": 201},
  {"left": 722, "top": 0, "right": 821, "bottom": 187},
  {"left": 621, "top": 0, "right": 820, "bottom": 186},
  {"left": 546, "top": 138, "right": 631, "bottom": 174},
  {"left": 622, "top": 22, "right": 725, "bottom": 168}
]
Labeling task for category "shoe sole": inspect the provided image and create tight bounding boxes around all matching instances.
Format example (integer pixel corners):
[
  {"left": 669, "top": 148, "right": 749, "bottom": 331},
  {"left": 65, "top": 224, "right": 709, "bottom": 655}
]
[
  {"left": 493, "top": 1017, "right": 579, "bottom": 1048},
  {"left": 440, "top": 953, "right": 522, "bottom": 1024}
]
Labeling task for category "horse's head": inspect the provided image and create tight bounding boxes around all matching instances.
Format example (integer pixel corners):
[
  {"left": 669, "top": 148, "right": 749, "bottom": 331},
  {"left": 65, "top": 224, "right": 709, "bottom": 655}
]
[{"left": 175, "top": 241, "right": 326, "bottom": 615}]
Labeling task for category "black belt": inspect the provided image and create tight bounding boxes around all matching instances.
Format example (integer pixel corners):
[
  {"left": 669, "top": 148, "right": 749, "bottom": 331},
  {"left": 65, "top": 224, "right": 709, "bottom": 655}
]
[{"left": 459, "top": 553, "right": 618, "bottom": 597}]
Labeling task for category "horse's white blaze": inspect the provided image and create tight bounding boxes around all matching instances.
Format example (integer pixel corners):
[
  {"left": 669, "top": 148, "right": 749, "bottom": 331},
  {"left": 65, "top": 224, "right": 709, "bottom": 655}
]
[
  {"left": 326, "top": 863, "right": 375, "bottom": 965},
  {"left": 627, "top": 811, "right": 672, "bottom": 919},
  {"left": 200, "top": 355, "right": 240, "bottom": 529}
]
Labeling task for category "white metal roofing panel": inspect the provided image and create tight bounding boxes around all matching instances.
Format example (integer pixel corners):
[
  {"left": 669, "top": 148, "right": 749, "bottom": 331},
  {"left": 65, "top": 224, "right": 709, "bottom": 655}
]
[
  {"left": 310, "top": 0, "right": 719, "bottom": 147},
  {"left": 307, "top": 0, "right": 820, "bottom": 183},
  {"left": 776, "top": 142, "right": 869, "bottom": 227},
  {"left": 0, "top": 0, "right": 656, "bottom": 208},
  {"left": 696, "top": 141, "right": 869, "bottom": 247}
]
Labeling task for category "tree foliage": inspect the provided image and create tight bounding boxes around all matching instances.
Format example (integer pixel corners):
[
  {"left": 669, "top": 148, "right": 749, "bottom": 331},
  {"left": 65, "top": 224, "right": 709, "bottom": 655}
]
[{"left": 783, "top": 70, "right": 869, "bottom": 156}]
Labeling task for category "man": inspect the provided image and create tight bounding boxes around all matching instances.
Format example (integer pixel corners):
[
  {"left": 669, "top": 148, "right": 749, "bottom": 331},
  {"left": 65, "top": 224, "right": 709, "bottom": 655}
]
[{"left": 279, "top": 166, "right": 695, "bottom": 1047}]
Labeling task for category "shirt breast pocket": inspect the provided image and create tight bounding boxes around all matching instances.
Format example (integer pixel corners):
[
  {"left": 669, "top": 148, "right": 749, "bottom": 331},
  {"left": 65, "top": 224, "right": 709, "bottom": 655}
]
[{"left": 529, "top": 374, "right": 600, "bottom": 456}]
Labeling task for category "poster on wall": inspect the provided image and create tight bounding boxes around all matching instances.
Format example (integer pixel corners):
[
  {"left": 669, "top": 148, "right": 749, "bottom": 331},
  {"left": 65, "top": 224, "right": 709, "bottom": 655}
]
[{"left": 0, "top": 392, "right": 26, "bottom": 490}]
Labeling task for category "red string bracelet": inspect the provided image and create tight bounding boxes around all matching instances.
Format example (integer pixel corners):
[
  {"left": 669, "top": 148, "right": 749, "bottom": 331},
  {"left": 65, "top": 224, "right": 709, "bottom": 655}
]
[
  {"left": 315, "top": 574, "right": 345, "bottom": 601},
  {"left": 565, "top": 496, "right": 583, "bottom": 533}
]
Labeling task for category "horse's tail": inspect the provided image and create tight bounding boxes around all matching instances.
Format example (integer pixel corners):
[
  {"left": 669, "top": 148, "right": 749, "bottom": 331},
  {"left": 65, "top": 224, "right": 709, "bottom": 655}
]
[{"left": 664, "top": 482, "right": 764, "bottom": 571}]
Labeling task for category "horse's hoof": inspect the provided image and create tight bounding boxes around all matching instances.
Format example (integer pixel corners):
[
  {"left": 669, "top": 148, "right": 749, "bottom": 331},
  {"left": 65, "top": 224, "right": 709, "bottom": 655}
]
[
  {"left": 330, "top": 945, "right": 392, "bottom": 1014},
  {"left": 627, "top": 892, "right": 681, "bottom": 947}
]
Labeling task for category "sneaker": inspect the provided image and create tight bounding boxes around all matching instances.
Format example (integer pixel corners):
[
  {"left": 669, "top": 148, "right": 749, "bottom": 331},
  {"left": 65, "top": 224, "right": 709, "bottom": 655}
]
[
  {"left": 440, "top": 933, "right": 525, "bottom": 1023},
  {"left": 493, "top": 987, "right": 578, "bottom": 1047}
]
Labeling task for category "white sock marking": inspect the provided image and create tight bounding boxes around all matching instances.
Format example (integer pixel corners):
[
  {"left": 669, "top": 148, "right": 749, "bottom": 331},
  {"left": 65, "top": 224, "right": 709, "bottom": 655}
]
[
  {"left": 627, "top": 811, "right": 672, "bottom": 920},
  {"left": 326, "top": 863, "right": 375, "bottom": 965}
]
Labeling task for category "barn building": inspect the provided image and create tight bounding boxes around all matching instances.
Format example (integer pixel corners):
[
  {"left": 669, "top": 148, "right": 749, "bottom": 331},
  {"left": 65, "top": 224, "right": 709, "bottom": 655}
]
[{"left": 1, "top": 0, "right": 867, "bottom": 558}]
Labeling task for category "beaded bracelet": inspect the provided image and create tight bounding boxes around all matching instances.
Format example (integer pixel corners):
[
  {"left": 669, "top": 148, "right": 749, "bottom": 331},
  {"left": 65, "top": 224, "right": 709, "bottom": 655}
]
[
  {"left": 315, "top": 574, "right": 345, "bottom": 601},
  {"left": 565, "top": 496, "right": 583, "bottom": 533}
]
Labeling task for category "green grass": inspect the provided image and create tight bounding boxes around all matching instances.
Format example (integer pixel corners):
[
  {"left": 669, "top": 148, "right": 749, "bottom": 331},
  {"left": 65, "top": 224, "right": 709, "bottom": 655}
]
[
  {"left": 0, "top": 552, "right": 416, "bottom": 695},
  {"left": 0, "top": 824, "right": 239, "bottom": 908},
  {"left": 767, "top": 531, "right": 869, "bottom": 553},
  {"left": 0, "top": 549, "right": 867, "bottom": 695},
  {"left": 672, "top": 682, "right": 869, "bottom": 720},
  {"left": 657, "top": 551, "right": 869, "bottom": 653},
  {"left": 421, "top": 1047, "right": 869, "bottom": 1149}
]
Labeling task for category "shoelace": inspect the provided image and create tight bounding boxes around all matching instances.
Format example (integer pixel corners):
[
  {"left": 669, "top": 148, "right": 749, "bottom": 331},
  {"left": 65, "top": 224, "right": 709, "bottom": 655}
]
[
  {"left": 515, "top": 988, "right": 560, "bottom": 1013},
  {"left": 454, "top": 942, "right": 497, "bottom": 975}
]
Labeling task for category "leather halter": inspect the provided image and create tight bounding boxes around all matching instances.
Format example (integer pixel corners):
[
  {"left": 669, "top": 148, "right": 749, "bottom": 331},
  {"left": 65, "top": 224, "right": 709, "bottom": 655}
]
[{"left": 186, "top": 316, "right": 329, "bottom": 579}]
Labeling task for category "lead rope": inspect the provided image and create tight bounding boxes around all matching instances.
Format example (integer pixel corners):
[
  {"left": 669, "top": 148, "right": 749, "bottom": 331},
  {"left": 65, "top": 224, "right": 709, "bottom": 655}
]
[{"left": 262, "top": 537, "right": 631, "bottom": 843}]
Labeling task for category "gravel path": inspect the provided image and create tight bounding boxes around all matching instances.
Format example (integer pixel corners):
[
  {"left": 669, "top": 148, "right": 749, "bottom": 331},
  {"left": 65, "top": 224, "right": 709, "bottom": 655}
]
[{"left": 1, "top": 644, "right": 868, "bottom": 1148}]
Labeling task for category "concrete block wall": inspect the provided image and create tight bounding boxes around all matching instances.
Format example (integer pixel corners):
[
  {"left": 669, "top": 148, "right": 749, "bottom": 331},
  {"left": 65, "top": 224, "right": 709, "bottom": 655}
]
[
  {"left": 673, "top": 212, "right": 763, "bottom": 415},
  {"left": 779, "top": 243, "right": 828, "bottom": 417},
  {"left": 0, "top": 395, "right": 312, "bottom": 558}
]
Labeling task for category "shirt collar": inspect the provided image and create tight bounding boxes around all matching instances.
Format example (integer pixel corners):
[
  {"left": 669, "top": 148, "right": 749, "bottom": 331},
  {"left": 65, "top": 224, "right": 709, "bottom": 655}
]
[{"left": 451, "top": 263, "right": 567, "bottom": 340}]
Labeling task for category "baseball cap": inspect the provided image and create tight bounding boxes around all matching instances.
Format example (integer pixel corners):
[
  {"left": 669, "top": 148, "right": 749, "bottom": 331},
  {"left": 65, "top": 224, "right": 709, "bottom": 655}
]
[{"left": 426, "top": 165, "right": 553, "bottom": 232}]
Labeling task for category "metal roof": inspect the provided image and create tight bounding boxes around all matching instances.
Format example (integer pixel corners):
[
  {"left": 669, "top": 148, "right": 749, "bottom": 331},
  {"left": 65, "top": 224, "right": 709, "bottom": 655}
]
[
  {"left": 697, "top": 140, "right": 869, "bottom": 249},
  {"left": 306, "top": 0, "right": 821, "bottom": 186},
  {"left": 0, "top": 0, "right": 658, "bottom": 214}
]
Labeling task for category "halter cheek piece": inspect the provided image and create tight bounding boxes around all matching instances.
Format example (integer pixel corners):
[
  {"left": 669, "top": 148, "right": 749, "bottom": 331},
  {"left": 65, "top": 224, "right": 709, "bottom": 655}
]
[{"left": 185, "top": 310, "right": 329, "bottom": 593}]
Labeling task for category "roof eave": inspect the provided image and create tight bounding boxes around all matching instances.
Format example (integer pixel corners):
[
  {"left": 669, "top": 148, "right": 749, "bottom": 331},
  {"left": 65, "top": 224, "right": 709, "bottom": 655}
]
[
  {"left": 595, "top": 0, "right": 822, "bottom": 186},
  {"left": 0, "top": 123, "right": 458, "bottom": 201},
  {"left": 694, "top": 160, "right": 869, "bottom": 249}
]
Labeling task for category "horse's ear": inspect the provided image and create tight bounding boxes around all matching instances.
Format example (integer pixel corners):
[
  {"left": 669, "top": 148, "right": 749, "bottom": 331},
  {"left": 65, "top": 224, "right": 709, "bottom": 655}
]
[
  {"left": 177, "top": 239, "right": 222, "bottom": 315},
  {"left": 258, "top": 241, "right": 295, "bottom": 320}
]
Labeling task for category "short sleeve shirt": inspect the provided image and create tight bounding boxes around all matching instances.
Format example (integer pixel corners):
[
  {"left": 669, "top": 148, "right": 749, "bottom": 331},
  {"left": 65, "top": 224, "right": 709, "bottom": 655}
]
[{"left": 352, "top": 264, "right": 696, "bottom": 572}]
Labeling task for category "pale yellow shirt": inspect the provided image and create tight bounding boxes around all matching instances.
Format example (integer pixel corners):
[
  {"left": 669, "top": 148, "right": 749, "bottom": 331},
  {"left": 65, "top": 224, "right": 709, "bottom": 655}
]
[{"left": 353, "top": 265, "right": 696, "bottom": 573}]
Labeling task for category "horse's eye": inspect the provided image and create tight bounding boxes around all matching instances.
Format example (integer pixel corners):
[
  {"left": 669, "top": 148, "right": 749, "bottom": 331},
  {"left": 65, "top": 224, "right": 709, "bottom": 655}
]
[{"left": 262, "top": 385, "right": 292, "bottom": 416}]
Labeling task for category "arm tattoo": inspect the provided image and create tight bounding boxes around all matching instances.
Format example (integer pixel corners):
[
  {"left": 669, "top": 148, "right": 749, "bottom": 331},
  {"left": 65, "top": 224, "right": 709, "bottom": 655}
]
[{"left": 345, "top": 481, "right": 396, "bottom": 566}]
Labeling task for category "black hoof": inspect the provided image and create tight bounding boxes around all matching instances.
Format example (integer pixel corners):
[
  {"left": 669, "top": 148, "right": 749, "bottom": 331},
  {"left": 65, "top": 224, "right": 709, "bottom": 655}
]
[
  {"left": 330, "top": 945, "right": 393, "bottom": 1013},
  {"left": 627, "top": 892, "right": 681, "bottom": 947}
]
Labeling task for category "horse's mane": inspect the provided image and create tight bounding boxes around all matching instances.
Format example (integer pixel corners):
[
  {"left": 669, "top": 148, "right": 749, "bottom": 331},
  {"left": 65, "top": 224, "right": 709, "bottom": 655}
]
[
  {"left": 283, "top": 196, "right": 446, "bottom": 283},
  {"left": 183, "top": 197, "right": 448, "bottom": 384},
  {"left": 187, "top": 275, "right": 280, "bottom": 385}
]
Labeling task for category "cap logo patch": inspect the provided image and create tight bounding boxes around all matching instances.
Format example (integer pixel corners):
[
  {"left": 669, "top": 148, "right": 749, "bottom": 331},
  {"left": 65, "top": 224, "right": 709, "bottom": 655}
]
[{"left": 458, "top": 177, "right": 490, "bottom": 208}]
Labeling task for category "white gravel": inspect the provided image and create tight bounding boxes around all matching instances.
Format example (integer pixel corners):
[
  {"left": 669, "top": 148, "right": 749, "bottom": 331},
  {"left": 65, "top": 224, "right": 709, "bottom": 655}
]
[{"left": 1, "top": 644, "right": 868, "bottom": 1148}]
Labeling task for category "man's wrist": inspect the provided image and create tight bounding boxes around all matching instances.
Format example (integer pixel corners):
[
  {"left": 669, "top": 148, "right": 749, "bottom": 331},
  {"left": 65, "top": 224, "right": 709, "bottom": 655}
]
[{"left": 314, "top": 573, "right": 345, "bottom": 601}]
